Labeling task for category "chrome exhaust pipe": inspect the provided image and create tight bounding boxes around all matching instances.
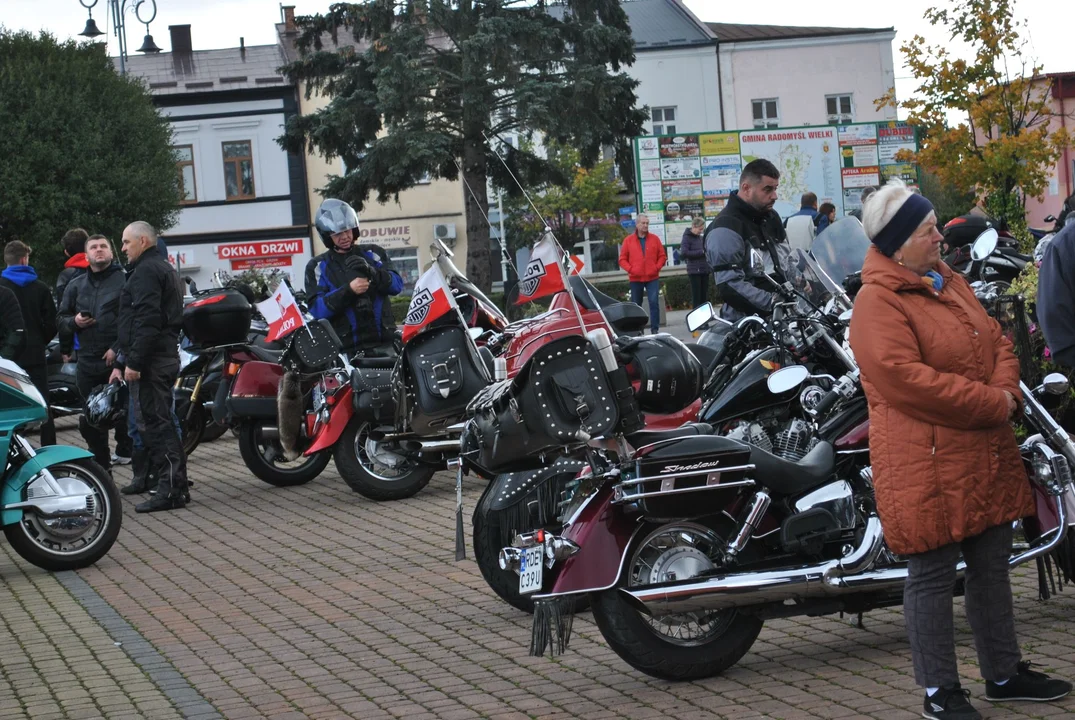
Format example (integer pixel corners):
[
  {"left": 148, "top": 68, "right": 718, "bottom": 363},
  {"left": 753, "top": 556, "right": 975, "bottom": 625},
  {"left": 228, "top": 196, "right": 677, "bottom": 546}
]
[
  {"left": 623, "top": 516, "right": 888, "bottom": 615},
  {"left": 259, "top": 426, "right": 280, "bottom": 440},
  {"left": 412, "top": 439, "right": 461, "bottom": 453}
]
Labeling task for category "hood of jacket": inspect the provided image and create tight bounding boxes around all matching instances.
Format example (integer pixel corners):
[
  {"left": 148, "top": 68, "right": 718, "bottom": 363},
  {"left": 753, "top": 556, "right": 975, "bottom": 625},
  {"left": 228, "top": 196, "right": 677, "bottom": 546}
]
[
  {"left": 1, "top": 265, "right": 38, "bottom": 287},
  {"left": 64, "top": 253, "right": 90, "bottom": 270},
  {"left": 860, "top": 245, "right": 953, "bottom": 295}
]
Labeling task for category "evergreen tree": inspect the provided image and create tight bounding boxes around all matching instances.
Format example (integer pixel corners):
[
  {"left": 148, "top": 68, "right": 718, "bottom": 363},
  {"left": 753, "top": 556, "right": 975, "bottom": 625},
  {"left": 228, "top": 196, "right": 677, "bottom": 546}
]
[{"left": 279, "top": 0, "right": 646, "bottom": 291}]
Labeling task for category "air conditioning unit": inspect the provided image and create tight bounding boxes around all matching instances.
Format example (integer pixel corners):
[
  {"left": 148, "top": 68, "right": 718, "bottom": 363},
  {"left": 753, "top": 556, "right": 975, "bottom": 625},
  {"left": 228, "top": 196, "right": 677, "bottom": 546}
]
[{"left": 433, "top": 222, "right": 457, "bottom": 241}]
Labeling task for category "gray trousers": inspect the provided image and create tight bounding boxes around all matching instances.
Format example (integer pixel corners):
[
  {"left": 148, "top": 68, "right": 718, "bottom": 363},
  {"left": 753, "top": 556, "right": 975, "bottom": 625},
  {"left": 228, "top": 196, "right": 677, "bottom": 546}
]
[{"left": 904, "top": 522, "right": 1022, "bottom": 687}]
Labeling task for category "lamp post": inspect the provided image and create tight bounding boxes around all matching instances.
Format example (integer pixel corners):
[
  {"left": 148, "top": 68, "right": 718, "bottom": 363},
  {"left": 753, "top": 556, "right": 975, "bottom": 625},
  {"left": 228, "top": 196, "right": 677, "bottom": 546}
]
[{"left": 78, "top": 0, "right": 161, "bottom": 76}]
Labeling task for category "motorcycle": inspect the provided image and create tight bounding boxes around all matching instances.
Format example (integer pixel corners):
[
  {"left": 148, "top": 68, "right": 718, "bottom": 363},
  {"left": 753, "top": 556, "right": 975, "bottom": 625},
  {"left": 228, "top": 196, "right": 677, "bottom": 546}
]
[
  {"left": 45, "top": 338, "right": 81, "bottom": 418},
  {"left": 0, "top": 358, "right": 122, "bottom": 571}
]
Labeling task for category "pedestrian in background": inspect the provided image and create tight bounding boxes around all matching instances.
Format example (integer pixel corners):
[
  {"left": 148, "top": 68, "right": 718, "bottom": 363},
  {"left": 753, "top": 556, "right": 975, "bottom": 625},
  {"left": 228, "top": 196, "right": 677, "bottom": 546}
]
[
  {"left": 56, "top": 228, "right": 90, "bottom": 304},
  {"left": 58, "top": 234, "right": 131, "bottom": 471},
  {"left": 680, "top": 217, "right": 711, "bottom": 309},
  {"left": 0, "top": 284, "right": 25, "bottom": 362},
  {"left": 618, "top": 214, "right": 666, "bottom": 334},
  {"left": 1, "top": 241, "right": 57, "bottom": 445},
  {"left": 815, "top": 202, "right": 837, "bottom": 234}
]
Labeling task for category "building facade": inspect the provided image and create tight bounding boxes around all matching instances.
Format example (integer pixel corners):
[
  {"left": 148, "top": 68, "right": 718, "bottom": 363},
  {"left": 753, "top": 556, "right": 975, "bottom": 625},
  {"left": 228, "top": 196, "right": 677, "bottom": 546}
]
[
  {"left": 1026, "top": 72, "right": 1075, "bottom": 227},
  {"left": 124, "top": 25, "right": 310, "bottom": 287}
]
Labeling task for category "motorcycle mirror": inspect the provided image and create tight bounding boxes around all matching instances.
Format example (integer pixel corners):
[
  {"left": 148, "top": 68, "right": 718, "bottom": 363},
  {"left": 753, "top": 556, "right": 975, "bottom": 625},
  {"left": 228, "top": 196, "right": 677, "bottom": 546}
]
[
  {"left": 970, "top": 228, "right": 999, "bottom": 261},
  {"left": 766, "top": 365, "right": 810, "bottom": 395},
  {"left": 686, "top": 302, "right": 716, "bottom": 332},
  {"left": 839, "top": 309, "right": 853, "bottom": 323},
  {"left": 1042, "top": 373, "right": 1070, "bottom": 396},
  {"left": 467, "top": 327, "right": 483, "bottom": 341}
]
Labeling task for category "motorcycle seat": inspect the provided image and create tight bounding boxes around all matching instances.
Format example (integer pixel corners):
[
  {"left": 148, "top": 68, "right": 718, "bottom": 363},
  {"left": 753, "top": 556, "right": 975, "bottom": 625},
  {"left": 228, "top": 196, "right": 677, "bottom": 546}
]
[
  {"left": 749, "top": 441, "right": 835, "bottom": 495},
  {"left": 249, "top": 345, "right": 282, "bottom": 363},
  {"left": 627, "top": 422, "right": 714, "bottom": 448},
  {"left": 684, "top": 342, "right": 719, "bottom": 373},
  {"left": 570, "top": 275, "right": 619, "bottom": 310},
  {"left": 353, "top": 356, "right": 396, "bottom": 370},
  {"left": 603, "top": 302, "right": 649, "bottom": 332}
]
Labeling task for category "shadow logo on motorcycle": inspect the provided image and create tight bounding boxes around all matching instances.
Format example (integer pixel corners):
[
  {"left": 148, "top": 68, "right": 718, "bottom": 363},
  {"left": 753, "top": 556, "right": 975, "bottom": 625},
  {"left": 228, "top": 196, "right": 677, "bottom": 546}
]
[
  {"left": 519, "top": 259, "right": 547, "bottom": 298},
  {"left": 406, "top": 288, "right": 435, "bottom": 326}
]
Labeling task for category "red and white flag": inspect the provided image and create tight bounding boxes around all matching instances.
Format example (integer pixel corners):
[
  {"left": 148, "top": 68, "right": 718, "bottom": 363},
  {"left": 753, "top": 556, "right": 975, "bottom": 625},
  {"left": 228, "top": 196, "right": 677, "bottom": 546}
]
[
  {"left": 402, "top": 262, "right": 457, "bottom": 342},
  {"left": 515, "top": 234, "right": 567, "bottom": 305},
  {"left": 256, "top": 282, "right": 306, "bottom": 342}
]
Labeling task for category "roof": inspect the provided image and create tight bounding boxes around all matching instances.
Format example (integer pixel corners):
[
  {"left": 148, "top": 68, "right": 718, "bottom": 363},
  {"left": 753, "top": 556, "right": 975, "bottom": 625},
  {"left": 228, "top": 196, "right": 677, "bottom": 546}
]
[
  {"left": 119, "top": 44, "right": 289, "bottom": 96},
  {"left": 545, "top": 0, "right": 713, "bottom": 50},
  {"left": 706, "top": 22, "right": 893, "bottom": 43}
]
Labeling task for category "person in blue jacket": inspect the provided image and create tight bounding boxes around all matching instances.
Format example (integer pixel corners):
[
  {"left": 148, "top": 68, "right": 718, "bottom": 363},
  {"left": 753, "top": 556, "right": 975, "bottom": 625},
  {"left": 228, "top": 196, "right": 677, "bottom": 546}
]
[{"left": 304, "top": 199, "right": 403, "bottom": 357}]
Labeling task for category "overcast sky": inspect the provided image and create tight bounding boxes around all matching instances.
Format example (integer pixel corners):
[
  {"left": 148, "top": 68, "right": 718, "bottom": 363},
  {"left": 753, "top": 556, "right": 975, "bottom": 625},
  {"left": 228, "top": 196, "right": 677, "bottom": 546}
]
[{"left": 5, "top": 0, "right": 1067, "bottom": 114}]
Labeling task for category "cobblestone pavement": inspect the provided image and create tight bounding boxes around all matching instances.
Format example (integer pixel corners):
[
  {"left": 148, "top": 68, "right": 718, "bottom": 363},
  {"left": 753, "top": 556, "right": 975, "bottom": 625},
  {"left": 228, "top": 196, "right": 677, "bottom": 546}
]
[{"left": 1, "top": 415, "right": 1075, "bottom": 719}]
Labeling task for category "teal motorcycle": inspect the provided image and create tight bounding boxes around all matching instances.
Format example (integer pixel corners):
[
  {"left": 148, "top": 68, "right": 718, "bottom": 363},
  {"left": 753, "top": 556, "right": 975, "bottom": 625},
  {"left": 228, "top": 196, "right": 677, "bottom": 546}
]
[{"left": 0, "top": 359, "right": 121, "bottom": 571}]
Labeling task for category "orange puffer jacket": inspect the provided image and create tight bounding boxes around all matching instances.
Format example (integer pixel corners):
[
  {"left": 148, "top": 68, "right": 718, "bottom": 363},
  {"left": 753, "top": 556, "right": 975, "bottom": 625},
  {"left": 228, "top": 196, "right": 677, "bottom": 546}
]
[{"left": 849, "top": 247, "right": 1033, "bottom": 555}]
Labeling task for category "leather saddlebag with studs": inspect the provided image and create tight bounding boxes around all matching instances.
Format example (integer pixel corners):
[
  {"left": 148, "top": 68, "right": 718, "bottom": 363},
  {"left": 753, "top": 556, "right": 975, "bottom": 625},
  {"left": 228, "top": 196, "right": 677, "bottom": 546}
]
[{"left": 404, "top": 325, "right": 491, "bottom": 434}]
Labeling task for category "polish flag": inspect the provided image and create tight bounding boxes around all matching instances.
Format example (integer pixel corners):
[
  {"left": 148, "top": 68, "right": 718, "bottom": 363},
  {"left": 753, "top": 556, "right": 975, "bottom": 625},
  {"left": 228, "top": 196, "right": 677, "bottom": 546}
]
[
  {"left": 402, "top": 262, "right": 457, "bottom": 342},
  {"left": 256, "top": 282, "right": 306, "bottom": 342},
  {"left": 515, "top": 234, "right": 568, "bottom": 305}
]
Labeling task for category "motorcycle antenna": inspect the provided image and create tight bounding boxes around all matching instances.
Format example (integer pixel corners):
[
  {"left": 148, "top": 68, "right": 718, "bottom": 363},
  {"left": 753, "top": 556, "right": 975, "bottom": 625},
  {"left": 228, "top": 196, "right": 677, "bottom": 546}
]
[
  {"left": 481, "top": 131, "right": 617, "bottom": 339},
  {"left": 452, "top": 157, "right": 517, "bottom": 276}
]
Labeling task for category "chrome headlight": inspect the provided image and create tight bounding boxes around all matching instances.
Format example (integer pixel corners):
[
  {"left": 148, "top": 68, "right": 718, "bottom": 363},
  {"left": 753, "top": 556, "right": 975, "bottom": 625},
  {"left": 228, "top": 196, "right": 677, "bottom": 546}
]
[{"left": 1027, "top": 442, "right": 1069, "bottom": 496}]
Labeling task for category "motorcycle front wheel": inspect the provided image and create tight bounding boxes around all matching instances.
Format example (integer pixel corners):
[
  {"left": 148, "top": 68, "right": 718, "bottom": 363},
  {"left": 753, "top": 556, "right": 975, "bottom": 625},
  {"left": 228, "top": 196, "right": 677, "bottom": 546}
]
[
  {"left": 334, "top": 418, "right": 434, "bottom": 501},
  {"left": 589, "top": 522, "right": 763, "bottom": 681},
  {"left": 4, "top": 458, "right": 122, "bottom": 572},
  {"left": 238, "top": 423, "right": 329, "bottom": 487}
]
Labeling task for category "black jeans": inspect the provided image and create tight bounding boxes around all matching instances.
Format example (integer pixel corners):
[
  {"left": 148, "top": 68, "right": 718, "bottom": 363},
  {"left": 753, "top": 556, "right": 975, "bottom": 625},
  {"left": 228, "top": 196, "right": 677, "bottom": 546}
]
[
  {"left": 904, "top": 522, "right": 1022, "bottom": 687},
  {"left": 688, "top": 273, "right": 710, "bottom": 309},
  {"left": 76, "top": 357, "right": 132, "bottom": 469},
  {"left": 26, "top": 364, "right": 55, "bottom": 447},
  {"left": 129, "top": 357, "right": 188, "bottom": 496}
]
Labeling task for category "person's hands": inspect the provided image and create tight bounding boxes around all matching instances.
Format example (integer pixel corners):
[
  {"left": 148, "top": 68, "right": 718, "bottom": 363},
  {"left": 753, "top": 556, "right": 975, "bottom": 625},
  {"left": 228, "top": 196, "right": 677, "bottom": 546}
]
[
  {"left": 349, "top": 277, "right": 370, "bottom": 295},
  {"left": 124, "top": 367, "right": 141, "bottom": 382},
  {"left": 1004, "top": 391, "right": 1018, "bottom": 419},
  {"left": 75, "top": 313, "right": 96, "bottom": 329},
  {"left": 103, "top": 349, "right": 116, "bottom": 367},
  {"left": 109, "top": 368, "right": 123, "bottom": 384}
]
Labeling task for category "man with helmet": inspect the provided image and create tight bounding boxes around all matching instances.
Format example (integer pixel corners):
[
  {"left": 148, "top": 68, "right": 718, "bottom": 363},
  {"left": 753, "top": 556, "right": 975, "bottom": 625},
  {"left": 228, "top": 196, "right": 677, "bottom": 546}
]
[{"left": 306, "top": 199, "right": 404, "bottom": 357}]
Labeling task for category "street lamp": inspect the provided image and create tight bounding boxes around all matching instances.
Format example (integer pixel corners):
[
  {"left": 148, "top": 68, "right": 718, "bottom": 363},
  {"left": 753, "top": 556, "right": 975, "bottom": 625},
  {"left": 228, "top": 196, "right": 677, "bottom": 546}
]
[{"left": 78, "top": 0, "right": 161, "bottom": 76}]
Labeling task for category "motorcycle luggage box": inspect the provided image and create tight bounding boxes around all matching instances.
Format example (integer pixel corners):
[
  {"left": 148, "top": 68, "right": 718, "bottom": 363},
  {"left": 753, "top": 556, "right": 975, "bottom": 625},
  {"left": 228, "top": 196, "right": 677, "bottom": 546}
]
[
  {"left": 351, "top": 365, "right": 394, "bottom": 423},
  {"left": 621, "top": 435, "right": 753, "bottom": 520},
  {"left": 182, "top": 289, "right": 252, "bottom": 349},
  {"left": 462, "top": 336, "right": 618, "bottom": 475},
  {"left": 405, "top": 325, "right": 491, "bottom": 435}
]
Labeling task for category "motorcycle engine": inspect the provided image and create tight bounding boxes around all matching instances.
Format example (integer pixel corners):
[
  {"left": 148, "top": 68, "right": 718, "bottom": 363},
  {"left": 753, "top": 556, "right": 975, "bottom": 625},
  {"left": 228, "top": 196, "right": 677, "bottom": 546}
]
[
  {"left": 724, "top": 421, "right": 773, "bottom": 454},
  {"left": 772, "top": 419, "right": 818, "bottom": 461}
]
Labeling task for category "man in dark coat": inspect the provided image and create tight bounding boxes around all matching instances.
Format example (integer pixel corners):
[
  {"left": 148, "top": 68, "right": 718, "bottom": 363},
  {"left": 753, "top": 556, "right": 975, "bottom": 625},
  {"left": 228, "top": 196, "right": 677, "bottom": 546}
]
[
  {"left": 1038, "top": 220, "right": 1075, "bottom": 368},
  {"left": 0, "top": 241, "right": 57, "bottom": 445},
  {"left": 58, "top": 234, "right": 131, "bottom": 471},
  {"left": 704, "top": 159, "right": 790, "bottom": 322},
  {"left": 0, "top": 285, "right": 25, "bottom": 362}
]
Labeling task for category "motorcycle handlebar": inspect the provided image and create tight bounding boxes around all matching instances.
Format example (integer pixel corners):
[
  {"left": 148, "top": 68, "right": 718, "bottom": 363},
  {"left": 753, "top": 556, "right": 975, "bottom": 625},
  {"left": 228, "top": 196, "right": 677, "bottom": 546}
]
[{"left": 813, "top": 387, "right": 841, "bottom": 416}]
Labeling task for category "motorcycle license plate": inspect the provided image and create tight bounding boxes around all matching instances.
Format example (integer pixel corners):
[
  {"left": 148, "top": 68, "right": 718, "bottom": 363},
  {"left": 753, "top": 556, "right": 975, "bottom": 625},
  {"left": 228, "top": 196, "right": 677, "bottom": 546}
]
[{"left": 519, "top": 547, "right": 543, "bottom": 595}]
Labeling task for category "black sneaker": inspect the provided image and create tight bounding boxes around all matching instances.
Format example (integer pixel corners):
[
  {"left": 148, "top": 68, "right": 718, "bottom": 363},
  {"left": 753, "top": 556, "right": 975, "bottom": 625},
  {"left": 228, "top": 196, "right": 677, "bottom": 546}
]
[
  {"left": 985, "top": 661, "right": 1072, "bottom": 702},
  {"left": 923, "top": 684, "right": 981, "bottom": 720},
  {"left": 135, "top": 494, "right": 187, "bottom": 513}
]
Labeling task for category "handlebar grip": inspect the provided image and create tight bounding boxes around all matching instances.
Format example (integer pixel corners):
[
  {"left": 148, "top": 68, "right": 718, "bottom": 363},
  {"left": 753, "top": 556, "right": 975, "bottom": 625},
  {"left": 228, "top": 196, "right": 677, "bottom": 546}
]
[{"left": 814, "top": 387, "right": 841, "bottom": 416}]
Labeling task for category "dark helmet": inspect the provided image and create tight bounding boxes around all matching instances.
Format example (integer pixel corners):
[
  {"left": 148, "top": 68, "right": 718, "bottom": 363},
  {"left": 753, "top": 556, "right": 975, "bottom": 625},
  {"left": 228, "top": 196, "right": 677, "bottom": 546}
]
[
  {"left": 314, "top": 199, "right": 360, "bottom": 249},
  {"left": 86, "top": 382, "right": 127, "bottom": 430},
  {"left": 942, "top": 214, "right": 994, "bottom": 247},
  {"left": 617, "top": 333, "right": 703, "bottom": 414}
]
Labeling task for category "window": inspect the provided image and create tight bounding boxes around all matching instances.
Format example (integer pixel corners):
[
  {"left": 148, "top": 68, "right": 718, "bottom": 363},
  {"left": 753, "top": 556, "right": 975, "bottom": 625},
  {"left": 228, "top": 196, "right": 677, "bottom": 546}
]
[
  {"left": 651, "top": 106, "right": 676, "bottom": 136},
  {"left": 752, "top": 99, "right": 780, "bottom": 129},
  {"left": 175, "top": 145, "right": 197, "bottom": 204},
  {"left": 826, "top": 94, "right": 854, "bottom": 125},
  {"left": 222, "top": 140, "right": 255, "bottom": 200},
  {"left": 387, "top": 248, "right": 419, "bottom": 292}
]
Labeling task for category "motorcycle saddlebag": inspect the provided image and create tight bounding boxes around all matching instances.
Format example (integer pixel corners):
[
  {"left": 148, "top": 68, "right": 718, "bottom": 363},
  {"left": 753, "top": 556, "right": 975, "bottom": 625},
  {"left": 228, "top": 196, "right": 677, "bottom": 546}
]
[
  {"left": 286, "top": 319, "right": 342, "bottom": 373},
  {"left": 351, "top": 366, "right": 395, "bottom": 423},
  {"left": 462, "top": 336, "right": 618, "bottom": 475},
  {"left": 404, "top": 325, "right": 491, "bottom": 434}
]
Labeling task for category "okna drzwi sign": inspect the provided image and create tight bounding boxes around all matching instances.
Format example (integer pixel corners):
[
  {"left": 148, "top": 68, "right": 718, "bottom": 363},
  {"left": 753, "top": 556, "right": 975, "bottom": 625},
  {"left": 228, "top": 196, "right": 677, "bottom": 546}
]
[
  {"left": 215, "top": 239, "right": 305, "bottom": 271},
  {"left": 632, "top": 120, "right": 919, "bottom": 248}
]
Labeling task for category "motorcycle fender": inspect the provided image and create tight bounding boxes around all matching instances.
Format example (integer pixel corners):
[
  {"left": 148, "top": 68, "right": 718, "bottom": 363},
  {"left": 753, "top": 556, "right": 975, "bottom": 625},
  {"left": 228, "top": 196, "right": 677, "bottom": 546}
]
[
  {"left": 304, "top": 387, "right": 354, "bottom": 455},
  {"left": 1, "top": 446, "right": 94, "bottom": 525},
  {"left": 545, "top": 485, "right": 643, "bottom": 596},
  {"left": 230, "top": 361, "right": 283, "bottom": 397}
]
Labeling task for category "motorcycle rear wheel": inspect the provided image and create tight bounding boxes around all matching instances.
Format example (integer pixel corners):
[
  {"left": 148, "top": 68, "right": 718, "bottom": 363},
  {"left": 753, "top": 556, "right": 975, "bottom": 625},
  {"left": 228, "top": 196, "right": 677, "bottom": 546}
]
[
  {"left": 4, "top": 458, "right": 122, "bottom": 572},
  {"left": 589, "top": 522, "right": 763, "bottom": 680},
  {"left": 334, "top": 419, "right": 434, "bottom": 501},
  {"left": 238, "top": 423, "right": 329, "bottom": 487}
]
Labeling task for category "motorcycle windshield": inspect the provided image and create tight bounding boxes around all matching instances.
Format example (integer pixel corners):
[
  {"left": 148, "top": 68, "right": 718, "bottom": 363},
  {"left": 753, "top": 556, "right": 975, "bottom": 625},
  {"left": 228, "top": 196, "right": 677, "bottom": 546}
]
[
  {"left": 783, "top": 248, "right": 850, "bottom": 314},
  {"left": 810, "top": 217, "right": 870, "bottom": 290}
]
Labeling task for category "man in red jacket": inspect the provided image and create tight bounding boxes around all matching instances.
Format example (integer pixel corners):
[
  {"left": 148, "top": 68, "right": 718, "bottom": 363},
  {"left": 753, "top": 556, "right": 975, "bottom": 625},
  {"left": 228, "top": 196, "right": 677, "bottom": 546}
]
[{"left": 618, "top": 215, "right": 666, "bottom": 333}]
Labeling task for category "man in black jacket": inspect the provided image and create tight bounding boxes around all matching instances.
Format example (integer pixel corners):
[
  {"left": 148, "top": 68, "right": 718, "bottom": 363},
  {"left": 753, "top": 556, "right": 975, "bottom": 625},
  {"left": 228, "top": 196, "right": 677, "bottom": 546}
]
[
  {"left": 112, "top": 221, "right": 187, "bottom": 513},
  {"left": 1, "top": 241, "right": 57, "bottom": 445},
  {"left": 1038, "top": 220, "right": 1075, "bottom": 368},
  {"left": 704, "top": 159, "right": 790, "bottom": 322},
  {"left": 58, "top": 234, "right": 131, "bottom": 471}
]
